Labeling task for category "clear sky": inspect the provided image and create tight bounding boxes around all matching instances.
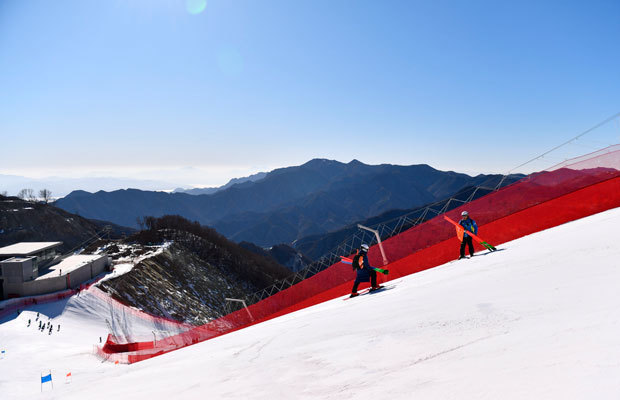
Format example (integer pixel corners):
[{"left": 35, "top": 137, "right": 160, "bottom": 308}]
[{"left": 1, "top": 0, "right": 620, "bottom": 189}]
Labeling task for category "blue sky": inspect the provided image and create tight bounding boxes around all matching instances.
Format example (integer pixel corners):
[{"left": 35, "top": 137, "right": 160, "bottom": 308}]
[{"left": 1, "top": 0, "right": 619, "bottom": 189}]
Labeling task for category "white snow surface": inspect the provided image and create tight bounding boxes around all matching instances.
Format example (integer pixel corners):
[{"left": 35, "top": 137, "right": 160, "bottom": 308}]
[{"left": 2, "top": 208, "right": 620, "bottom": 399}]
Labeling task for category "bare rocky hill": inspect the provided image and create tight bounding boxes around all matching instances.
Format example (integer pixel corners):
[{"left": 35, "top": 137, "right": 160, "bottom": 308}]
[
  {"left": 97, "top": 216, "right": 291, "bottom": 324},
  {"left": 0, "top": 199, "right": 291, "bottom": 324},
  {"left": 0, "top": 195, "right": 133, "bottom": 253}
]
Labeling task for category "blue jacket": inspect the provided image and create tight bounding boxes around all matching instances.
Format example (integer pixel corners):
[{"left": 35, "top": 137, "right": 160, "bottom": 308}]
[
  {"left": 459, "top": 218, "right": 478, "bottom": 238},
  {"left": 355, "top": 252, "right": 372, "bottom": 282}
]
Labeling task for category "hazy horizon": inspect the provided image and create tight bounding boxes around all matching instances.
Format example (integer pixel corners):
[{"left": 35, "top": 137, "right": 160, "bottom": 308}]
[{"left": 0, "top": 156, "right": 524, "bottom": 198}]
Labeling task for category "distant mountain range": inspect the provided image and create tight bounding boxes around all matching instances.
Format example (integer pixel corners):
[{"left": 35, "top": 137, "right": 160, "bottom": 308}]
[
  {"left": 0, "top": 174, "right": 178, "bottom": 198},
  {"left": 239, "top": 241, "right": 312, "bottom": 272},
  {"left": 173, "top": 172, "right": 268, "bottom": 195},
  {"left": 54, "top": 159, "right": 521, "bottom": 248}
]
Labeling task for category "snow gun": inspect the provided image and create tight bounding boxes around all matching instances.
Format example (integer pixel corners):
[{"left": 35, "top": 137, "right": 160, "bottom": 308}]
[
  {"left": 443, "top": 215, "right": 497, "bottom": 251},
  {"left": 340, "top": 256, "right": 389, "bottom": 275}
]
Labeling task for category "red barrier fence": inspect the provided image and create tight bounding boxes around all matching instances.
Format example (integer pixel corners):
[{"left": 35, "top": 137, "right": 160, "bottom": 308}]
[
  {"left": 99, "top": 146, "right": 620, "bottom": 363},
  {"left": 0, "top": 277, "right": 104, "bottom": 320}
]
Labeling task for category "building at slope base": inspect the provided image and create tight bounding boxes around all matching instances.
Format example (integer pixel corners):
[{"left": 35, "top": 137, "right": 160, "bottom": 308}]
[{"left": 0, "top": 242, "right": 110, "bottom": 299}]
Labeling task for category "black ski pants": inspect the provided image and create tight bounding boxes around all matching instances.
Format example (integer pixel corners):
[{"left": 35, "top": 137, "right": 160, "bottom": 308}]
[
  {"left": 460, "top": 236, "right": 474, "bottom": 257},
  {"left": 352, "top": 269, "right": 377, "bottom": 293}
]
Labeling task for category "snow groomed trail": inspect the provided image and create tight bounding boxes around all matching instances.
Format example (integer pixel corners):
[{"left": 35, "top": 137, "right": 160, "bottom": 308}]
[{"left": 2, "top": 207, "right": 620, "bottom": 399}]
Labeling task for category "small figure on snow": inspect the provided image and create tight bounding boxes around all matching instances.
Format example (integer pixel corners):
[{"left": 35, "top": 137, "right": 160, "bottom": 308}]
[
  {"left": 459, "top": 211, "right": 478, "bottom": 259},
  {"left": 350, "top": 244, "right": 382, "bottom": 298}
]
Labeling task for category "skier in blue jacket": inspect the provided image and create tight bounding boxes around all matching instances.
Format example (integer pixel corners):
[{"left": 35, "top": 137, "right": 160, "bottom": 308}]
[
  {"left": 350, "top": 244, "right": 381, "bottom": 297},
  {"left": 459, "top": 211, "right": 478, "bottom": 259}
]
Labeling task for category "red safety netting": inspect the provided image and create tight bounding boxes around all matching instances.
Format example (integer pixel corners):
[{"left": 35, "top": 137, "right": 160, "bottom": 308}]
[
  {"left": 97, "top": 146, "right": 620, "bottom": 363},
  {"left": 0, "top": 277, "right": 104, "bottom": 320}
]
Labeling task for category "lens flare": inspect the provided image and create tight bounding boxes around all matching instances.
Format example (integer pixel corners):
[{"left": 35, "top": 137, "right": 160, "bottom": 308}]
[{"left": 186, "top": 0, "right": 207, "bottom": 15}]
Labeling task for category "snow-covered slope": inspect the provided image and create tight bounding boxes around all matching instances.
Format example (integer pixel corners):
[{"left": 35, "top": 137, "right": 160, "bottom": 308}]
[{"left": 2, "top": 207, "right": 620, "bottom": 399}]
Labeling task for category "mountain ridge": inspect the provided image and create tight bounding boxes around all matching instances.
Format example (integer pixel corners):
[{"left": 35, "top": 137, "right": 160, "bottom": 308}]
[
  {"left": 55, "top": 159, "right": 523, "bottom": 247},
  {"left": 173, "top": 171, "right": 268, "bottom": 195}
]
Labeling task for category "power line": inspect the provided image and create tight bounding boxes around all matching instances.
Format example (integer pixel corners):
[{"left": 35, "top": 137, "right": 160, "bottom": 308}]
[{"left": 504, "top": 111, "right": 620, "bottom": 176}]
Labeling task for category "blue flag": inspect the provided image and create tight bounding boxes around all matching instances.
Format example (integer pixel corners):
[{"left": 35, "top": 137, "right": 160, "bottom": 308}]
[{"left": 41, "top": 373, "right": 52, "bottom": 384}]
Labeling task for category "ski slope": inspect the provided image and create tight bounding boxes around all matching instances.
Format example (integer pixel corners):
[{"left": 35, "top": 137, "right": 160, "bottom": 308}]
[{"left": 2, "top": 207, "right": 620, "bottom": 399}]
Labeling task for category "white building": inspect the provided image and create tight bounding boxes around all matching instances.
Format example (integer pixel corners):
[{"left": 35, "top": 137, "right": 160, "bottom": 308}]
[
  {"left": 0, "top": 241, "right": 62, "bottom": 271},
  {"left": 0, "top": 242, "right": 109, "bottom": 299}
]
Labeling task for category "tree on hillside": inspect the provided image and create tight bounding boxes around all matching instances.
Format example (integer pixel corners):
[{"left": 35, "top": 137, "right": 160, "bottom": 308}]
[
  {"left": 18, "top": 188, "right": 36, "bottom": 202},
  {"left": 130, "top": 214, "right": 291, "bottom": 288},
  {"left": 136, "top": 216, "right": 147, "bottom": 230},
  {"left": 0, "top": 190, "right": 7, "bottom": 197},
  {"left": 39, "top": 189, "right": 52, "bottom": 204}
]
